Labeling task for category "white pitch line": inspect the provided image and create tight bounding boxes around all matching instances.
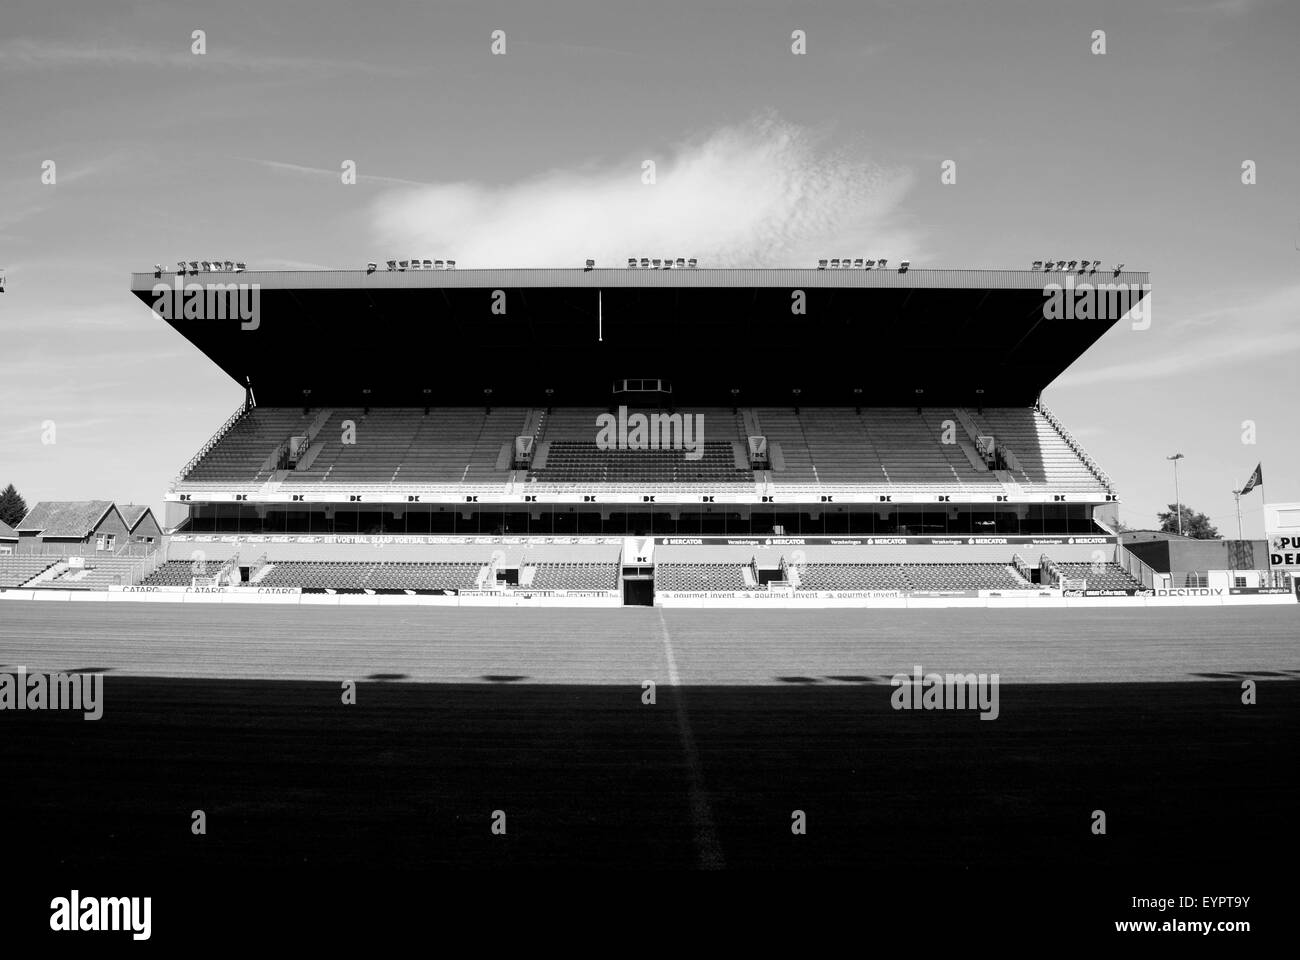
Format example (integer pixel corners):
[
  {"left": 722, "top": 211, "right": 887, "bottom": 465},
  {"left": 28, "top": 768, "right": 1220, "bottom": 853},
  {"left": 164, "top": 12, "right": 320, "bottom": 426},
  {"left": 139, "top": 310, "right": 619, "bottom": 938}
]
[{"left": 657, "top": 607, "right": 724, "bottom": 869}]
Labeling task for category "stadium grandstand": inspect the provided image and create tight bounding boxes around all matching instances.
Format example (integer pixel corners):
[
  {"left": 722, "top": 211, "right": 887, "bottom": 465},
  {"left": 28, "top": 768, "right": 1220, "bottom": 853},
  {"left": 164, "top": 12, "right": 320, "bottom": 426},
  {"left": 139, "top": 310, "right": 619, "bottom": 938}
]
[{"left": 40, "top": 261, "right": 1193, "bottom": 604}]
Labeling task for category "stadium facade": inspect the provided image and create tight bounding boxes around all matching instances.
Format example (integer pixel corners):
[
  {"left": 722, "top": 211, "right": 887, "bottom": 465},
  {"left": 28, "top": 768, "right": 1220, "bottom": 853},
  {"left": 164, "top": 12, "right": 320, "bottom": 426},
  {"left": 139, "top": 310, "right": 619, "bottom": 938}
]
[{"left": 98, "top": 261, "right": 1194, "bottom": 604}]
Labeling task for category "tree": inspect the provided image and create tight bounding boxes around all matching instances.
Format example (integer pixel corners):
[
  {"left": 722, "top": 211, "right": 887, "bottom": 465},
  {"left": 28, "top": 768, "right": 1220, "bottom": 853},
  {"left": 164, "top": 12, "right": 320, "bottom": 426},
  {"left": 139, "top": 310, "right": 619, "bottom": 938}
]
[
  {"left": 1156, "top": 503, "right": 1219, "bottom": 540},
  {"left": 0, "top": 484, "right": 27, "bottom": 527},
  {"left": 1112, "top": 518, "right": 1134, "bottom": 533}
]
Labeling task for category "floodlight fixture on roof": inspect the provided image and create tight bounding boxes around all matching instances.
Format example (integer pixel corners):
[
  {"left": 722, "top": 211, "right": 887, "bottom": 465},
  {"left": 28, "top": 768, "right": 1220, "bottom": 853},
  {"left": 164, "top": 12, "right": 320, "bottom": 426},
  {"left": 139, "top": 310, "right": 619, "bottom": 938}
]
[
  {"left": 386, "top": 260, "right": 397, "bottom": 271},
  {"left": 877, "top": 259, "right": 888, "bottom": 269},
  {"left": 446, "top": 260, "right": 455, "bottom": 269},
  {"left": 235, "top": 262, "right": 246, "bottom": 272},
  {"left": 1113, "top": 262, "right": 1125, "bottom": 275},
  {"left": 366, "top": 262, "right": 377, "bottom": 274},
  {"left": 188, "top": 261, "right": 199, "bottom": 273},
  {"left": 865, "top": 259, "right": 876, "bottom": 269},
  {"left": 817, "top": 259, "right": 828, "bottom": 269},
  {"left": 640, "top": 258, "right": 649, "bottom": 268},
  {"left": 1031, "top": 260, "right": 1043, "bottom": 270},
  {"left": 627, "top": 258, "right": 637, "bottom": 268},
  {"left": 585, "top": 259, "right": 595, "bottom": 270},
  {"left": 899, "top": 259, "right": 910, "bottom": 273},
  {"left": 853, "top": 258, "right": 864, "bottom": 268},
  {"left": 154, "top": 264, "right": 163, "bottom": 277},
  {"left": 398, "top": 261, "right": 408, "bottom": 270},
  {"left": 687, "top": 258, "right": 697, "bottom": 268},
  {"left": 675, "top": 258, "right": 685, "bottom": 268},
  {"left": 830, "top": 259, "right": 840, "bottom": 268}
]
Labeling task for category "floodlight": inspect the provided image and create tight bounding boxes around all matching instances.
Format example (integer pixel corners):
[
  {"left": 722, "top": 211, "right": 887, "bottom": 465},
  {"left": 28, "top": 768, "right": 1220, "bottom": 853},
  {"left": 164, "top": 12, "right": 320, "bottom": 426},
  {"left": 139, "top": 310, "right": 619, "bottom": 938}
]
[
  {"left": 830, "top": 259, "right": 840, "bottom": 268},
  {"left": 366, "top": 262, "right": 377, "bottom": 273},
  {"left": 877, "top": 259, "right": 888, "bottom": 269},
  {"left": 585, "top": 259, "right": 595, "bottom": 270},
  {"left": 387, "top": 260, "right": 397, "bottom": 271},
  {"left": 628, "top": 258, "right": 637, "bottom": 268},
  {"left": 1113, "top": 262, "right": 1124, "bottom": 275},
  {"left": 854, "top": 258, "right": 864, "bottom": 268},
  {"left": 899, "top": 260, "right": 910, "bottom": 273},
  {"left": 675, "top": 258, "right": 685, "bottom": 268},
  {"left": 234, "top": 262, "right": 246, "bottom": 272},
  {"left": 446, "top": 260, "right": 455, "bottom": 269},
  {"left": 188, "top": 261, "right": 199, "bottom": 273},
  {"left": 154, "top": 264, "right": 163, "bottom": 277},
  {"left": 817, "top": 259, "right": 828, "bottom": 270},
  {"left": 652, "top": 258, "right": 662, "bottom": 268},
  {"left": 640, "top": 258, "right": 650, "bottom": 268},
  {"left": 1031, "top": 260, "right": 1043, "bottom": 270},
  {"left": 865, "top": 259, "right": 876, "bottom": 269},
  {"left": 687, "top": 258, "right": 697, "bottom": 268},
  {"left": 399, "top": 261, "right": 409, "bottom": 270}
]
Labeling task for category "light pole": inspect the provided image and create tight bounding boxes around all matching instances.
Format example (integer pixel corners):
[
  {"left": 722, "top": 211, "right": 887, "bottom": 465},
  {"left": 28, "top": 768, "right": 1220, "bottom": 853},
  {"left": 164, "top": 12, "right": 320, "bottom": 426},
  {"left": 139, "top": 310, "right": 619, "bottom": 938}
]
[
  {"left": 1232, "top": 486, "right": 1243, "bottom": 541},
  {"left": 1167, "top": 453, "right": 1185, "bottom": 536}
]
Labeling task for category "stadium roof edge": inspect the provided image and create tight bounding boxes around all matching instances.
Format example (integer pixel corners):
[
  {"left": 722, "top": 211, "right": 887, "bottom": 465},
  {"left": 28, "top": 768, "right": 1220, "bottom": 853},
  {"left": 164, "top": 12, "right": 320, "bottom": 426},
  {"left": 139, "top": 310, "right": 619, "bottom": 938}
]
[{"left": 131, "top": 266, "right": 1150, "bottom": 291}]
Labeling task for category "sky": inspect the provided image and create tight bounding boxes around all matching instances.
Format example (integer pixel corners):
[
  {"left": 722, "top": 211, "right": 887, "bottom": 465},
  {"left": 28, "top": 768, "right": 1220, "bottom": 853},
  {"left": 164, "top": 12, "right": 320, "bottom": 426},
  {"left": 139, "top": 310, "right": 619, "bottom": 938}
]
[{"left": 1, "top": 0, "right": 1297, "bottom": 537}]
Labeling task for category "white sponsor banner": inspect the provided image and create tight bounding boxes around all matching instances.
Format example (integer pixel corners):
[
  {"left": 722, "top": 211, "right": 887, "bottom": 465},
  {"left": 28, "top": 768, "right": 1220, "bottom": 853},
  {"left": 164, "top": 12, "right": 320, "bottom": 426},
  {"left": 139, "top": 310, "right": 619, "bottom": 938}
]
[{"left": 1264, "top": 502, "right": 1300, "bottom": 571}]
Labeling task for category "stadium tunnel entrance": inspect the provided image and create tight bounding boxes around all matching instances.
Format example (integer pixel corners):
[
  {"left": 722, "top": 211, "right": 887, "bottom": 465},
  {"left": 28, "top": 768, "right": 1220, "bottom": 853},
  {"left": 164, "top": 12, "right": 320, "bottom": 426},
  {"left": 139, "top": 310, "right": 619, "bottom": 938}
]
[{"left": 622, "top": 573, "right": 654, "bottom": 606}]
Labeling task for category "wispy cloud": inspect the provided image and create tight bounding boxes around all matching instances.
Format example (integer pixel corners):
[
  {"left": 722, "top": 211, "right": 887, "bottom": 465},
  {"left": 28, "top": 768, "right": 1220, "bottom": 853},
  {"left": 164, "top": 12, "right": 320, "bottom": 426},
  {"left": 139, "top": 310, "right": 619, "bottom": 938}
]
[
  {"left": 1054, "top": 284, "right": 1300, "bottom": 388},
  {"left": 367, "top": 114, "right": 920, "bottom": 267},
  {"left": 0, "top": 37, "right": 406, "bottom": 76},
  {"left": 233, "top": 157, "right": 432, "bottom": 188}
]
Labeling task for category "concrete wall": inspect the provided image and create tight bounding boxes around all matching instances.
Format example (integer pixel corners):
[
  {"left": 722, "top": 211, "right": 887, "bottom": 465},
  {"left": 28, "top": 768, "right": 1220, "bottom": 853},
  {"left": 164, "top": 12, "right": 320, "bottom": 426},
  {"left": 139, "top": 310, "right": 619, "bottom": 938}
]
[{"left": 1125, "top": 538, "right": 1267, "bottom": 573}]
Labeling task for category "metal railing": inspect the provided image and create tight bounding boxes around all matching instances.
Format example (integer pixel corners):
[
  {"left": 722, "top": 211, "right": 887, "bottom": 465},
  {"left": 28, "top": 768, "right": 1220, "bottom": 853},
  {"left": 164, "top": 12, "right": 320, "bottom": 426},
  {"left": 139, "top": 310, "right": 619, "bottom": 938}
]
[
  {"left": 172, "top": 402, "right": 251, "bottom": 487},
  {"left": 113, "top": 549, "right": 166, "bottom": 586},
  {"left": 1114, "top": 539, "right": 1158, "bottom": 589},
  {"left": 1036, "top": 399, "right": 1116, "bottom": 495}
]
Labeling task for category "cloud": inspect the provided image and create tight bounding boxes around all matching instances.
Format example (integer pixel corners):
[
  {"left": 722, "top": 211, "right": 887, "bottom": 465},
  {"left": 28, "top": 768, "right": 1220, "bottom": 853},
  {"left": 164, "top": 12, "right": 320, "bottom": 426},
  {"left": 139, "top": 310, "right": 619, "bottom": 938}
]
[
  {"left": 368, "top": 114, "right": 919, "bottom": 268},
  {"left": 232, "top": 157, "right": 431, "bottom": 188},
  {"left": 1053, "top": 284, "right": 1300, "bottom": 388},
  {"left": 0, "top": 37, "right": 405, "bottom": 76}
]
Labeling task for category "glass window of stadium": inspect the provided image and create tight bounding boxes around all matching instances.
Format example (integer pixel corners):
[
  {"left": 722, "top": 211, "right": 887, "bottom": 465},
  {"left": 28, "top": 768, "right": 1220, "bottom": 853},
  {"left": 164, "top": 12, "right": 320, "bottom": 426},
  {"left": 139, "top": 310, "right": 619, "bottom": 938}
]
[{"left": 180, "top": 501, "right": 1108, "bottom": 536}]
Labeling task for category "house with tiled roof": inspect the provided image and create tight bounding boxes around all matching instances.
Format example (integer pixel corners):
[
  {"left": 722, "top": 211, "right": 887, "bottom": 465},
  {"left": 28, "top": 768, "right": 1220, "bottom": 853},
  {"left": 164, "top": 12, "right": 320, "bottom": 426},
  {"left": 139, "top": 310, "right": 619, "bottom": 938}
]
[
  {"left": 0, "top": 519, "right": 17, "bottom": 554},
  {"left": 117, "top": 504, "right": 163, "bottom": 546},
  {"left": 13, "top": 500, "right": 132, "bottom": 556}
]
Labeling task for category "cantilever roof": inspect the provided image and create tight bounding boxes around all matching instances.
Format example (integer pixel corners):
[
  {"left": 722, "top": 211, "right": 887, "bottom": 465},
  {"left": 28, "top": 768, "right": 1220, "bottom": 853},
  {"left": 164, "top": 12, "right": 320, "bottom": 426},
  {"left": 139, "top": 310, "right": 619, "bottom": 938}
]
[{"left": 132, "top": 264, "right": 1151, "bottom": 408}]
